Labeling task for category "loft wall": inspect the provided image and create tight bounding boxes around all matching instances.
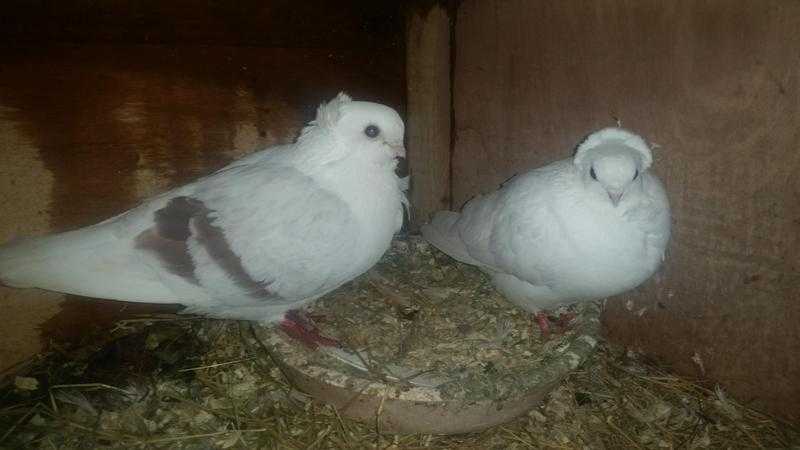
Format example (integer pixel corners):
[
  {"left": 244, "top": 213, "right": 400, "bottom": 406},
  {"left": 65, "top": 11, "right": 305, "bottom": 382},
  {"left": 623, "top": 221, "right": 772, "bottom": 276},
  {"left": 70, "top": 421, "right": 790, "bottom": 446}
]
[{"left": 451, "top": 0, "right": 800, "bottom": 422}]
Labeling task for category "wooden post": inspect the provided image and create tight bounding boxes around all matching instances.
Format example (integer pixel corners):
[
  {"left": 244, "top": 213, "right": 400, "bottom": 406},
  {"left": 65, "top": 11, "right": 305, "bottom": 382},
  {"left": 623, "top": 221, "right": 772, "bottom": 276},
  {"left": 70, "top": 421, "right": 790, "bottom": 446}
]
[{"left": 406, "top": 3, "right": 452, "bottom": 229}]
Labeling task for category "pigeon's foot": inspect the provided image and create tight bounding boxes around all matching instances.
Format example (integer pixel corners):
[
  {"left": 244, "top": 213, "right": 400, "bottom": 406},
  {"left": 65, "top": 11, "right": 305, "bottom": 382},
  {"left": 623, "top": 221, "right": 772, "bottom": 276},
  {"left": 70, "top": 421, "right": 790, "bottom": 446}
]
[
  {"left": 534, "top": 311, "right": 551, "bottom": 339},
  {"left": 534, "top": 311, "right": 577, "bottom": 340},
  {"left": 279, "top": 309, "right": 340, "bottom": 349}
]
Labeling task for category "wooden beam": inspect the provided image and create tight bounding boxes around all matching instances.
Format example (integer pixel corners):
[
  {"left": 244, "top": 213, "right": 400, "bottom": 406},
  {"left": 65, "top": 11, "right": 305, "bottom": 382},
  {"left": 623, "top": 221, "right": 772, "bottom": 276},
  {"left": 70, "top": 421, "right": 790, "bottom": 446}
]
[{"left": 406, "top": 3, "right": 452, "bottom": 229}]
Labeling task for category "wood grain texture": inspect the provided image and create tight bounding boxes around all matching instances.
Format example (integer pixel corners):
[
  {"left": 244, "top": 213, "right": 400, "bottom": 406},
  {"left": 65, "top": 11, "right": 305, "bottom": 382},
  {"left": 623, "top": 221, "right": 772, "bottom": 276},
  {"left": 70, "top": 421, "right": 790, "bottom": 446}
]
[
  {"left": 454, "top": 0, "right": 800, "bottom": 422},
  {"left": 406, "top": 4, "right": 452, "bottom": 227}
]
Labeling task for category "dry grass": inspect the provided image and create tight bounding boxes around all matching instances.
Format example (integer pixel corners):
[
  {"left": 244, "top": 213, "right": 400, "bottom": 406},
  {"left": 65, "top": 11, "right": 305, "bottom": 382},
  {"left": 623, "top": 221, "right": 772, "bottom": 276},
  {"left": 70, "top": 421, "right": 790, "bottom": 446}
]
[
  {"left": 269, "top": 238, "right": 600, "bottom": 405},
  {"left": 1, "top": 315, "right": 797, "bottom": 449}
]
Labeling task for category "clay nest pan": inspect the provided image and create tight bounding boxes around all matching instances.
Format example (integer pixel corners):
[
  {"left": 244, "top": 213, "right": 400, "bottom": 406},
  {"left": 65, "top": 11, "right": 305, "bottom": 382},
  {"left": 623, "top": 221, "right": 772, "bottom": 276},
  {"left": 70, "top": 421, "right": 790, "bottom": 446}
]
[{"left": 253, "top": 236, "right": 600, "bottom": 435}]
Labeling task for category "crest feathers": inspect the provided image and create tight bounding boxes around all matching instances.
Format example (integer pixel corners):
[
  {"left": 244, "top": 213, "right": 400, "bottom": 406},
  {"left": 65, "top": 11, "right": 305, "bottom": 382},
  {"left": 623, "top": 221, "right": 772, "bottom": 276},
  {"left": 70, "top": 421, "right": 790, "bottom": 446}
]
[
  {"left": 573, "top": 127, "right": 653, "bottom": 170},
  {"left": 299, "top": 92, "right": 352, "bottom": 139},
  {"left": 314, "top": 92, "right": 352, "bottom": 129}
]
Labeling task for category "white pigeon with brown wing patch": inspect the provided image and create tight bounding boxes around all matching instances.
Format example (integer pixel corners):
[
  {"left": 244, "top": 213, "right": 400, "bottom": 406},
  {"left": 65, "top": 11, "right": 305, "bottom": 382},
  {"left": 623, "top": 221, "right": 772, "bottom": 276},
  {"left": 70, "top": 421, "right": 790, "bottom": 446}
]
[
  {"left": 0, "top": 93, "right": 408, "bottom": 331},
  {"left": 421, "top": 128, "right": 670, "bottom": 336}
]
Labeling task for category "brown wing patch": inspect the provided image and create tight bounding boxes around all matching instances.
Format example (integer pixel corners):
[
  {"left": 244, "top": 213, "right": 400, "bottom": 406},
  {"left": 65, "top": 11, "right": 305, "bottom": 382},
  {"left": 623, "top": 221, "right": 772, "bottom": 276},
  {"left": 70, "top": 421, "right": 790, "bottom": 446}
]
[
  {"left": 135, "top": 196, "right": 272, "bottom": 298},
  {"left": 190, "top": 203, "right": 273, "bottom": 296},
  {"left": 135, "top": 197, "right": 200, "bottom": 283}
]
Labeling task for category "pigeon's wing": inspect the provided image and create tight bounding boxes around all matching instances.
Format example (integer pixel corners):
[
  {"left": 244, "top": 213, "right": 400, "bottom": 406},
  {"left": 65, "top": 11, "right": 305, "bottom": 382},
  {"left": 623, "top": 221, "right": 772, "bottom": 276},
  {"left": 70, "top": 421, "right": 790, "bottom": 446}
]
[
  {"left": 423, "top": 185, "right": 521, "bottom": 272},
  {"left": 0, "top": 150, "right": 360, "bottom": 321},
  {"left": 486, "top": 163, "right": 578, "bottom": 286},
  {"left": 124, "top": 156, "right": 361, "bottom": 318},
  {"left": 425, "top": 162, "right": 571, "bottom": 286},
  {"left": 421, "top": 211, "right": 485, "bottom": 267},
  {"left": 639, "top": 172, "right": 671, "bottom": 253}
]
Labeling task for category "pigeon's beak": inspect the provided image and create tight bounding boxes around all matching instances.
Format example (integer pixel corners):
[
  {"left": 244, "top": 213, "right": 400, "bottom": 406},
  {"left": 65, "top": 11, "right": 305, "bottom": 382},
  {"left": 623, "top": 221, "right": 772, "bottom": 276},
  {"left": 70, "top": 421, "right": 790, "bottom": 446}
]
[
  {"left": 608, "top": 190, "right": 623, "bottom": 207},
  {"left": 388, "top": 142, "right": 406, "bottom": 159}
]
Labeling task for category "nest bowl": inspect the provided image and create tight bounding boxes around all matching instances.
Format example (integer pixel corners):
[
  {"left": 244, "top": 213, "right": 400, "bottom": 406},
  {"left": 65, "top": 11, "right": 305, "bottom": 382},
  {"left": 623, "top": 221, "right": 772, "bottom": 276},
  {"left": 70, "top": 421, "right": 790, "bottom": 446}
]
[{"left": 254, "top": 237, "right": 600, "bottom": 434}]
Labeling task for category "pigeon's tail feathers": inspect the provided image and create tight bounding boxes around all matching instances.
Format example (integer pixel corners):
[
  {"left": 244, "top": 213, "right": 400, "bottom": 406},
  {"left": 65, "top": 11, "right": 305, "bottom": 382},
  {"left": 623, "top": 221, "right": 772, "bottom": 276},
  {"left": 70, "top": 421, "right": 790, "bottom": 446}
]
[
  {"left": 421, "top": 211, "right": 483, "bottom": 267},
  {"left": 0, "top": 225, "right": 183, "bottom": 303},
  {"left": 0, "top": 233, "right": 78, "bottom": 289}
]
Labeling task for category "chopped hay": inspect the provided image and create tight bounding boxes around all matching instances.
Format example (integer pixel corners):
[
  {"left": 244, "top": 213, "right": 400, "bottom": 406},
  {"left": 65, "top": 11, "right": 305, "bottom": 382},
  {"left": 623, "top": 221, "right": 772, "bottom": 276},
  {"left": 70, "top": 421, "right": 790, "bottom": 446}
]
[
  {"left": 2, "top": 324, "right": 798, "bottom": 449},
  {"left": 261, "top": 237, "right": 599, "bottom": 407},
  {"left": 1, "top": 239, "right": 798, "bottom": 449}
]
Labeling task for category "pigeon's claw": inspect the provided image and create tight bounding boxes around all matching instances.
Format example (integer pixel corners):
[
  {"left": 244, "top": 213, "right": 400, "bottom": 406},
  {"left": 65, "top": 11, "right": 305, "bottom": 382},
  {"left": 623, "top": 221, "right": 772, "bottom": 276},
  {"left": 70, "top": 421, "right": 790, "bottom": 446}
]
[
  {"left": 534, "top": 311, "right": 576, "bottom": 340},
  {"left": 279, "top": 309, "right": 340, "bottom": 349},
  {"left": 534, "top": 311, "right": 551, "bottom": 340}
]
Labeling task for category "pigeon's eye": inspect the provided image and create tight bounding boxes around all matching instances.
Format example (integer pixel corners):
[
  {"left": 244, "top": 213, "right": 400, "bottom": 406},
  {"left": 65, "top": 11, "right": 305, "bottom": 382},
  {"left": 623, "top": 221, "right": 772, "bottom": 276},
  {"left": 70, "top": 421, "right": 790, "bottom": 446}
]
[
  {"left": 364, "top": 124, "right": 380, "bottom": 138},
  {"left": 633, "top": 169, "right": 639, "bottom": 181},
  {"left": 590, "top": 167, "right": 598, "bottom": 181}
]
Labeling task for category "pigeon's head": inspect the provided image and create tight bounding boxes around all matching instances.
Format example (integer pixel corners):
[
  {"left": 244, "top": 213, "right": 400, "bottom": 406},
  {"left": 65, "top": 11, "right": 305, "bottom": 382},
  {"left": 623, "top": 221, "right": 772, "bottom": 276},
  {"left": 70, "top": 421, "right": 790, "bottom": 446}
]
[
  {"left": 573, "top": 128, "right": 653, "bottom": 207},
  {"left": 303, "top": 92, "right": 405, "bottom": 163}
]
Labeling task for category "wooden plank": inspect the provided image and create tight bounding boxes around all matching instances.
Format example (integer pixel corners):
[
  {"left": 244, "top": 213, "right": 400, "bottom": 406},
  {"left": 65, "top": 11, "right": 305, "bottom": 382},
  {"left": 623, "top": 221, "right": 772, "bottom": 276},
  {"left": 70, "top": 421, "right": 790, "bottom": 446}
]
[
  {"left": 406, "top": 3, "right": 452, "bottom": 228},
  {"left": 455, "top": 0, "right": 800, "bottom": 422}
]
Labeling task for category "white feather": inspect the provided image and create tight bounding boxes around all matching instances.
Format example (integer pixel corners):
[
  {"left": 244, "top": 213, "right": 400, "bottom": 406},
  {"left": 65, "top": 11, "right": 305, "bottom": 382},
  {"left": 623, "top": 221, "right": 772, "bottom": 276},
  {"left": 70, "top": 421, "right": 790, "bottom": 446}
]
[{"left": 422, "top": 128, "right": 670, "bottom": 313}]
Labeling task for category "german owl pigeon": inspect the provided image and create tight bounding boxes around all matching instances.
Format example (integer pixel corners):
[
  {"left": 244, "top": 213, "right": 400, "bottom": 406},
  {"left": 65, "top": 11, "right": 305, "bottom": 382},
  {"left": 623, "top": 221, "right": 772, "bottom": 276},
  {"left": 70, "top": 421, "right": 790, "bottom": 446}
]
[
  {"left": 0, "top": 93, "right": 408, "bottom": 343},
  {"left": 422, "top": 128, "right": 670, "bottom": 336}
]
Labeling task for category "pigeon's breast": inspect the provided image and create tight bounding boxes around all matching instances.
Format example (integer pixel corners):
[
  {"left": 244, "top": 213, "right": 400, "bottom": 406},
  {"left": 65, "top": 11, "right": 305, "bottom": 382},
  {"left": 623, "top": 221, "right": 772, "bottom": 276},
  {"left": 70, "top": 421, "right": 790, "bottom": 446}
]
[
  {"left": 315, "top": 162, "right": 404, "bottom": 280},
  {"left": 549, "top": 205, "right": 663, "bottom": 300}
]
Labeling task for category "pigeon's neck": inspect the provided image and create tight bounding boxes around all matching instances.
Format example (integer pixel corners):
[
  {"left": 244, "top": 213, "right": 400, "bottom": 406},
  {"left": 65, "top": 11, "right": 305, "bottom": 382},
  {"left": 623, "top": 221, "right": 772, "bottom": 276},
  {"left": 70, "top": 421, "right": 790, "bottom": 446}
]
[
  {"left": 295, "top": 132, "right": 403, "bottom": 211},
  {"left": 327, "top": 153, "right": 400, "bottom": 196}
]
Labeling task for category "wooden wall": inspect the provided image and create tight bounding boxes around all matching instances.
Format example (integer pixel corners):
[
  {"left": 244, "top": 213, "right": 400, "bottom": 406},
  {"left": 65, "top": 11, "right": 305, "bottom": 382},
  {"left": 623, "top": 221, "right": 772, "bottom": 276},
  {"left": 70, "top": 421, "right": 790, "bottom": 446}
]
[
  {"left": 0, "top": 1, "right": 405, "bottom": 373},
  {"left": 448, "top": 0, "right": 800, "bottom": 422}
]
